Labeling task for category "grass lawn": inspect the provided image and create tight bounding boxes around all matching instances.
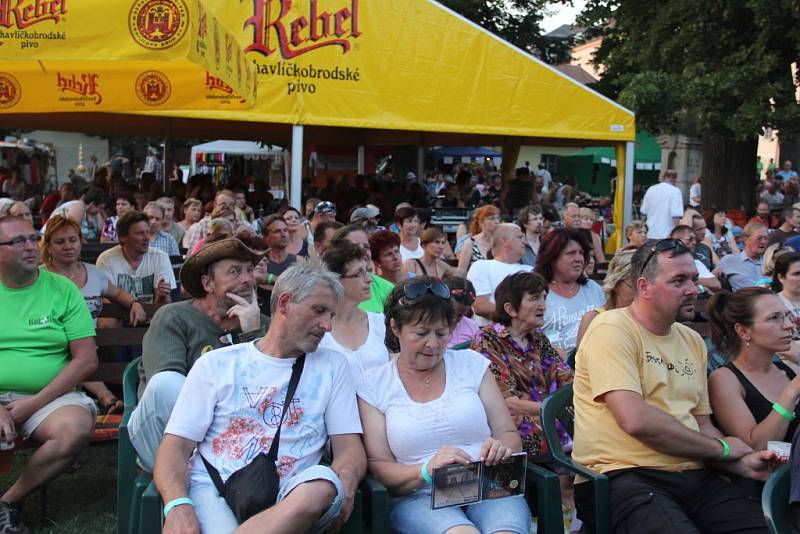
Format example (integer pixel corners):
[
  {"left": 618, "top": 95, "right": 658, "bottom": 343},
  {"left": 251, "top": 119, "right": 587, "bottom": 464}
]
[{"left": 0, "top": 441, "right": 117, "bottom": 534}]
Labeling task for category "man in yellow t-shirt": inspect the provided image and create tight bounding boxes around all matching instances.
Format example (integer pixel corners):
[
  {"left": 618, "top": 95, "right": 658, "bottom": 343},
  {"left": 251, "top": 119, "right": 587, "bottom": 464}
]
[{"left": 573, "top": 238, "right": 775, "bottom": 533}]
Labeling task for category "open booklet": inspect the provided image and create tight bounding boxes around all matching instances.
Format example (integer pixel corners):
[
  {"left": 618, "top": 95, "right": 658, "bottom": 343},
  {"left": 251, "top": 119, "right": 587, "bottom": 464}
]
[{"left": 430, "top": 452, "right": 527, "bottom": 510}]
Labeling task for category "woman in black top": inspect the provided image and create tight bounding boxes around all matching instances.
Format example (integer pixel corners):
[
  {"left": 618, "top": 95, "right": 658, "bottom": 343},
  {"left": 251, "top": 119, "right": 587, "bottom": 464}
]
[{"left": 708, "top": 287, "right": 800, "bottom": 449}]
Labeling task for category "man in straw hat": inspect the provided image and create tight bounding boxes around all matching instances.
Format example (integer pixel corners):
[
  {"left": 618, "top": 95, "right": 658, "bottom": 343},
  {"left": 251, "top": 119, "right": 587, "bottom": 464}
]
[{"left": 128, "top": 237, "right": 269, "bottom": 472}]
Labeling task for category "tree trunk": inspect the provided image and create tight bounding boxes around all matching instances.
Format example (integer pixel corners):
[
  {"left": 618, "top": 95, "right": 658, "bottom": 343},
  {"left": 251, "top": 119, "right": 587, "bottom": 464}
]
[{"left": 701, "top": 136, "right": 758, "bottom": 213}]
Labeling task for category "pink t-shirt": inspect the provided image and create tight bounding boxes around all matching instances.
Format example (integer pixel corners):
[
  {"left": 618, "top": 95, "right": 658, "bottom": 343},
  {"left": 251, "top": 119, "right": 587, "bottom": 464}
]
[{"left": 448, "top": 316, "right": 479, "bottom": 348}]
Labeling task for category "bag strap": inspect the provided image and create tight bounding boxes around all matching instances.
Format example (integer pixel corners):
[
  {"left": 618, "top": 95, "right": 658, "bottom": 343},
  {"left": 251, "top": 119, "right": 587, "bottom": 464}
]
[
  {"left": 268, "top": 355, "right": 305, "bottom": 459},
  {"left": 413, "top": 258, "right": 428, "bottom": 276},
  {"left": 201, "top": 354, "right": 306, "bottom": 491}
]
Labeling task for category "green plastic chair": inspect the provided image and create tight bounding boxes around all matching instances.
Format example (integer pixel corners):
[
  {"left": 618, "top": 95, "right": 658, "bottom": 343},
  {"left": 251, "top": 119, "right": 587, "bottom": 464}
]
[
  {"left": 117, "top": 357, "right": 154, "bottom": 534},
  {"left": 762, "top": 464, "right": 794, "bottom": 534},
  {"left": 541, "top": 383, "right": 610, "bottom": 534}
]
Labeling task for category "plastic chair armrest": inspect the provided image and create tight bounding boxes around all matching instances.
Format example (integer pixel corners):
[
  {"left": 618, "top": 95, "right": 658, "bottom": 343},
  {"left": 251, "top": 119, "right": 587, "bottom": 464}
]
[{"left": 525, "top": 463, "right": 563, "bottom": 534}]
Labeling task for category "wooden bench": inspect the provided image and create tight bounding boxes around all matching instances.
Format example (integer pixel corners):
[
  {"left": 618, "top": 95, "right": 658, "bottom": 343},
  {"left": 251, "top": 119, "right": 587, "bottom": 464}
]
[{"left": 87, "top": 302, "right": 161, "bottom": 384}]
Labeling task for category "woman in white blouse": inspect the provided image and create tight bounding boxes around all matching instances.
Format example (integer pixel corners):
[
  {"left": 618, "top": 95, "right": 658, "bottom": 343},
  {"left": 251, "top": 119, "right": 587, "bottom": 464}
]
[
  {"left": 358, "top": 277, "right": 531, "bottom": 534},
  {"left": 319, "top": 240, "right": 388, "bottom": 381}
]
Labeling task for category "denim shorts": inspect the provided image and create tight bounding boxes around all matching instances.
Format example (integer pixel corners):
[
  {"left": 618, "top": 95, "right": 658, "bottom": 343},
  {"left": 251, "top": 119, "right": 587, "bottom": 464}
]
[{"left": 390, "top": 492, "right": 531, "bottom": 534}]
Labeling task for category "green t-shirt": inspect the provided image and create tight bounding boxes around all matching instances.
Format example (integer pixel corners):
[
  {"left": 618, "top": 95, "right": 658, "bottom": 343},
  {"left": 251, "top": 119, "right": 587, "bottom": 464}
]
[
  {"left": 359, "top": 274, "right": 395, "bottom": 313},
  {"left": 0, "top": 269, "right": 95, "bottom": 394}
]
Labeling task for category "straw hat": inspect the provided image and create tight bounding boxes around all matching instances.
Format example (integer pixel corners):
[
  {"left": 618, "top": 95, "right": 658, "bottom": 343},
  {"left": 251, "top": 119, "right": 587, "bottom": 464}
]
[{"left": 179, "top": 237, "right": 263, "bottom": 298}]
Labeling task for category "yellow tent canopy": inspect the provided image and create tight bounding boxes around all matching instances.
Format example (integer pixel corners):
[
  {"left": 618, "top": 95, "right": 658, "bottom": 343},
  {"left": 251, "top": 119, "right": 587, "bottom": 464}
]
[
  {"left": 0, "top": 0, "right": 256, "bottom": 112},
  {"left": 0, "top": 0, "right": 637, "bottom": 250}
]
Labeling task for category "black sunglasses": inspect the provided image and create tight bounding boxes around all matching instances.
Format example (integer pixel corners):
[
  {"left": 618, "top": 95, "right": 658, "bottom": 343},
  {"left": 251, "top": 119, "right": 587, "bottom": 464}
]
[
  {"left": 403, "top": 281, "right": 451, "bottom": 301},
  {"left": 638, "top": 238, "right": 690, "bottom": 277}
]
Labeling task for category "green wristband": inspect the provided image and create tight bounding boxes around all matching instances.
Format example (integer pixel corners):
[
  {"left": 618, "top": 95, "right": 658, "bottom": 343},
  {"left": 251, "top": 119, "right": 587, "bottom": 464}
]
[
  {"left": 717, "top": 438, "right": 730, "bottom": 460},
  {"left": 421, "top": 458, "right": 433, "bottom": 484},
  {"left": 772, "top": 402, "right": 796, "bottom": 422}
]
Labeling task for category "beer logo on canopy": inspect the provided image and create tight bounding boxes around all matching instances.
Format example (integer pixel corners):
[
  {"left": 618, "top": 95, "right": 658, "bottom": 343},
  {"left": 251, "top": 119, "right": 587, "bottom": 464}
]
[
  {"left": 129, "top": 0, "right": 189, "bottom": 50},
  {"left": 135, "top": 71, "right": 171, "bottom": 106},
  {"left": 0, "top": 72, "right": 21, "bottom": 108},
  {"left": 56, "top": 72, "right": 103, "bottom": 106},
  {"left": 244, "top": 0, "right": 362, "bottom": 60},
  {"left": 0, "top": 0, "right": 67, "bottom": 30}
]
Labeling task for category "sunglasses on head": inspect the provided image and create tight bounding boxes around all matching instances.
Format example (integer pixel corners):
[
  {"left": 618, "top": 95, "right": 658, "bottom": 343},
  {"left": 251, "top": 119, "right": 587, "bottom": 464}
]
[
  {"left": 638, "top": 238, "right": 690, "bottom": 277},
  {"left": 403, "top": 281, "right": 451, "bottom": 301},
  {"left": 450, "top": 287, "right": 476, "bottom": 303}
]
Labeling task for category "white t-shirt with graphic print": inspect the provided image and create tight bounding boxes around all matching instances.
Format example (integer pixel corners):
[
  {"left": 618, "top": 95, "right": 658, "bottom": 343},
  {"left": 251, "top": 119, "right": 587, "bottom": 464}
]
[
  {"left": 95, "top": 245, "right": 176, "bottom": 301},
  {"left": 165, "top": 341, "right": 362, "bottom": 490}
]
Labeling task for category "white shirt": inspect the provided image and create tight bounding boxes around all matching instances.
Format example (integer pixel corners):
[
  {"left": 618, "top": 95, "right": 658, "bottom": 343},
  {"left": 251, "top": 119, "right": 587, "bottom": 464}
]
[
  {"left": 640, "top": 181, "right": 684, "bottom": 239},
  {"left": 165, "top": 342, "right": 362, "bottom": 489},
  {"left": 357, "top": 349, "right": 490, "bottom": 472},
  {"left": 399, "top": 240, "right": 424, "bottom": 262},
  {"left": 96, "top": 245, "right": 176, "bottom": 300},
  {"left": 317, "top": 312, "right": 388, "bottom": 382},
  {"left": 536, "top": 168, "right": 552, "bottom": 192},
  {"left": 467, "top": 259, "right": 532, "bottom": 325},
  {"left": 542, "top": 280, "right": 605, "bottom": 353}
]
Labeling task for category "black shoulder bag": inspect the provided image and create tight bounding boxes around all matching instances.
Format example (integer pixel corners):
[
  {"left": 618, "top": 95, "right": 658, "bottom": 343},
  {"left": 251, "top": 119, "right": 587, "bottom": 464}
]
[{"left": 201, "top": 355, "right": 305, "bottom": 523}]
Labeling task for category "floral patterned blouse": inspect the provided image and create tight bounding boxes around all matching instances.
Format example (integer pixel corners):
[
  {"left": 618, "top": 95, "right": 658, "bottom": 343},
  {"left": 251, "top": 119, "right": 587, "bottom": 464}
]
[{"left": 472, "top": 323, "right": 573, "bottom": 459}]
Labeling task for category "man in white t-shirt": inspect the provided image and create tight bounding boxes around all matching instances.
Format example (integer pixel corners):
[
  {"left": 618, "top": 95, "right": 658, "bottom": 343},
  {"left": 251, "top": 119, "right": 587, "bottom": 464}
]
[
  {"left": 153, "top": 263, "right": 366, "bottom": 534},
  {"left": 468, "top": 223, "right": 532, "bottom": 325},
  {"left": 96, "top": 210, "right": 176, "bottom": 304},
  {"left": 640, "top": 169, "right": 684, "bottom": 239}
]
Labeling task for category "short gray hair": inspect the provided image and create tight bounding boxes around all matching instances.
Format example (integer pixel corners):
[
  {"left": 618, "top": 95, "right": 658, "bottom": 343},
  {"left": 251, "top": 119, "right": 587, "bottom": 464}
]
[
  {"left": 143, "top": 201, "right": 164, "bottom": 217},
  {"left": 270, "top": 260, "right": 344, "bottom": 315}
]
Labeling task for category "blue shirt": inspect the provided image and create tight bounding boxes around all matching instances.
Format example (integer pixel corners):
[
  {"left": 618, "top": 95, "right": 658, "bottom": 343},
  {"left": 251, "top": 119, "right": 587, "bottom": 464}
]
[{"left": 719, "top": 251, "right": 762, "bottom": 291}]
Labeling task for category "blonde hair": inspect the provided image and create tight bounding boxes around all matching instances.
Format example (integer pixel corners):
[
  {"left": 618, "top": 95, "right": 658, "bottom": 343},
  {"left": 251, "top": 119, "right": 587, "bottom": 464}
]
[
  {"left": 624, "top": 220, "right": 647, "bottom": 240},
  {"left": 602, "top": 249, "right": 635, "bottom": 306},
  {"left": 579, "top": 207, "right": 595, "bottom": 220},
  {"left": 761, "top": 243, "right": 792, "bottom": 277}
]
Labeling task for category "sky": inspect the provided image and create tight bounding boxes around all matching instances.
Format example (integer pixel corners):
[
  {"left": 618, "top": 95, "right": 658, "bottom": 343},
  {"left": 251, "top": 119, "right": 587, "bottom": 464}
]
[{"left": 541, "top": 0, "right": 588, "bottom": 33}]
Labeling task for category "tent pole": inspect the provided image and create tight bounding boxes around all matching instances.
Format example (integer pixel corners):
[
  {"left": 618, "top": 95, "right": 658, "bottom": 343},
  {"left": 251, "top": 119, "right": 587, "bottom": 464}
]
[
  {"left": 623, "top": 140, "right": 635, "bottom": 243},
  {"left": 357, "top": 145, "right": 365, "bottom": 175},
  {"left": 290, "top": 124, "right": 304, "bottom": 210},
  {"left": 416, "top": 144, "right": 424, "bottom": 180},
  {"left": 163, "top": 118, "right": 172, "bottom": 193}
]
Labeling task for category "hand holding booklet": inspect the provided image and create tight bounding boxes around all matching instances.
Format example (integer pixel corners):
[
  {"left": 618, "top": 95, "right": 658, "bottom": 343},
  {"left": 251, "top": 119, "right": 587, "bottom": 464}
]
[{"left": 430, "top": 452, "right": 527, "bottom": 509}]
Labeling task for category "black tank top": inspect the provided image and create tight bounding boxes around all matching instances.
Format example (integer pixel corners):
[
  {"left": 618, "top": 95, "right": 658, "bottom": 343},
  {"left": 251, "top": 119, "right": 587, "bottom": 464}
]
[{"left": 723, "top": 360, "right": 800, "bottom": 442}]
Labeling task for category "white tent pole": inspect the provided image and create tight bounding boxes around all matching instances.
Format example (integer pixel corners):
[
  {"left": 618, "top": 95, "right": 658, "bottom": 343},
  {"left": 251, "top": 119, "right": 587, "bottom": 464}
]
[
  {"left": 291, "top": 125, "right": 304, "bottom": 210},
  {"left": 623, "top": 140, "right": 635, "bottom": 243},
  {"left": 357, "top": 145, "right": 366, "bottom": 175}
]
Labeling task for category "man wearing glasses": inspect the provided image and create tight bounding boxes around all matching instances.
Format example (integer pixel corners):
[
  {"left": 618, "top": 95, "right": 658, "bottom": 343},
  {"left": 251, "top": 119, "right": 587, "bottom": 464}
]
[
  {"left": 0, "top": 216, "right": 99, "bottom": 534},
  {"left": 572, "top": 239, "right": 775, "bottom": 533},
  {"left": 716, "top": 222, "right": 769, "bottom": 291}
]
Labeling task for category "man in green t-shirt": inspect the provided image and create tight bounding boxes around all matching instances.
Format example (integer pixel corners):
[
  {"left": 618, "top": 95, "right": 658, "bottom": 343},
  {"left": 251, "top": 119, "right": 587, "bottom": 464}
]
[
  {"left": 128, "top": 237, "right": 269, "bottom": 472},
  {"left": 0, "top": 216, "right": 98, "bottom": 533}
]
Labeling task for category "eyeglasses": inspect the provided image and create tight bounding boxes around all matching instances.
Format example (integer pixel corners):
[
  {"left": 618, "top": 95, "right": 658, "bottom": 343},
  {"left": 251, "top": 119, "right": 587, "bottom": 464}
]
[
  {"left": 341, "top": 268, "right": 371, "bottom": 280},
  {"left": 403, "top": 281, "right": 451, "bottom": 301},
  {"left": 638, "top": 238, "right": 689, "bottom": 277},
  {"left": 0, "top": 234, "right": 41, "bottom": 248}
]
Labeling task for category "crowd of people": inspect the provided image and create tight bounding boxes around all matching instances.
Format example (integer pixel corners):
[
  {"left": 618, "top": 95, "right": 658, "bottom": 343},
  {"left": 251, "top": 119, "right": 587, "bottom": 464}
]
[{"left": 3, "top": 158, "right": 800, "bottom": 534}]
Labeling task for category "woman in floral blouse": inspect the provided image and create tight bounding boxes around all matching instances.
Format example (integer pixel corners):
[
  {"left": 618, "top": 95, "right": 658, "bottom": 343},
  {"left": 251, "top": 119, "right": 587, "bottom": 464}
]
[{"left": 472, "top": 271, "right": 573, "bottom": 460}]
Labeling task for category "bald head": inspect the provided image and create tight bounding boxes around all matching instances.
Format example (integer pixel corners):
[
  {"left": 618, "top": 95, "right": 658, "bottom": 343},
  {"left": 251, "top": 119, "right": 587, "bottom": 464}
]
[{"left": 491, "top": 223, "right": 525, "bottom": 263}]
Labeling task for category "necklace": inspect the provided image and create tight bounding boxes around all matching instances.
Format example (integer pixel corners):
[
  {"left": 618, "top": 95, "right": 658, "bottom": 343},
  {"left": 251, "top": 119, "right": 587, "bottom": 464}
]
[
  {"left": 551, "top": 279, "right": 578, "bottom": 296},
  {"left": 50, "top": 263, "right": 82, "bottom": 282}
]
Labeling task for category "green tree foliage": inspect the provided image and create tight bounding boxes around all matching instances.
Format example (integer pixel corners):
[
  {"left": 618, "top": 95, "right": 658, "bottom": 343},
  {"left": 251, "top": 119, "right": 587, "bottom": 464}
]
[
  {"left": 580, "top": 0, "right": 800, "bottom": 140},
  {"left": 579, "top": 0, "right": 800, "bottom": 209},
  {"left": 439, "top": 0, "right": 573, "bottom": 64}
]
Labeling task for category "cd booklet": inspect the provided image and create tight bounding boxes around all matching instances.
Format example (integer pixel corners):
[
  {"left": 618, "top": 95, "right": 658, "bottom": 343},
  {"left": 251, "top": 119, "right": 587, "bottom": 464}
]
[{"left": 430, "top": 452, "right": 527, "bottom": 509}]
